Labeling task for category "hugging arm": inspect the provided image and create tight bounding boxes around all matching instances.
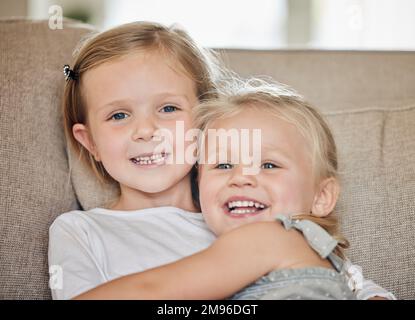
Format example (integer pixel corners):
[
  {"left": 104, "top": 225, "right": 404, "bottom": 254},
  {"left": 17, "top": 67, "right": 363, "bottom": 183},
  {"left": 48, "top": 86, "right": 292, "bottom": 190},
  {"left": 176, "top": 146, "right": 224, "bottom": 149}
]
[{"left": 74, "top": 221, "right": 303, "bottom": 300}]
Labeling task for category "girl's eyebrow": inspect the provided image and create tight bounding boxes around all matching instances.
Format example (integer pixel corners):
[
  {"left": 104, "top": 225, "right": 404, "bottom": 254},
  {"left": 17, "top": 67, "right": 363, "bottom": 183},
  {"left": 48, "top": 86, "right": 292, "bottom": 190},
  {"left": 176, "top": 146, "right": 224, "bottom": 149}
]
[
  {"left": 99, "top": 94, "right": 191, "bottom": 111},
  {"left": 262, "top": 145, "right": 292, "bottom": 161},
  {"left": 157, "top": 92, "right": 190, "bottom": 100},
  {"left": 155, "top": 93, "right": 194, "bottom": 105},
  {"left": 99, "top": 99, "right": 135, "bottom": 111}
]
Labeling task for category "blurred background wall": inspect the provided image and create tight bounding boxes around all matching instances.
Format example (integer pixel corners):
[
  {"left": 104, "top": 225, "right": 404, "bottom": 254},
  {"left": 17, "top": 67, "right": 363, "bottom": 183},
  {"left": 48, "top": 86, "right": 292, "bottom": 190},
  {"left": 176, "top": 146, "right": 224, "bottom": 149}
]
[{"left": 1, "top": 0, "right": 414, "bottom": 49}]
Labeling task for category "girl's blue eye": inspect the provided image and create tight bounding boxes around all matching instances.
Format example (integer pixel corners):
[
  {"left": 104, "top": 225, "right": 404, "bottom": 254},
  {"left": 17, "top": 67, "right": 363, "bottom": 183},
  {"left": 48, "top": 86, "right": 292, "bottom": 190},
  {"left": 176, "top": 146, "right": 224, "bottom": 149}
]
[
  {"left": 261, "top": 162, "right": 279, "bottom": 169},
  {"left": 110, "top": 112, "right": 129, "bottom": 120},
  {"left": 216, "top": 163, "right": 233, "bottom": 169},
  {"left": 160, "top": 105, "right": 178, "bottom": 113}
]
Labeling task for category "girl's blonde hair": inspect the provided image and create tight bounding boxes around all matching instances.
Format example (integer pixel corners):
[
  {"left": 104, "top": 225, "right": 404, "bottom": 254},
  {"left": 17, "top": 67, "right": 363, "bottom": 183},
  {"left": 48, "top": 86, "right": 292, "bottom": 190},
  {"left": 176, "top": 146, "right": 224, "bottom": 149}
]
[
  {"left": 193, "top": 78, "right": 349, "bottom": 257},
  {"left": 63, "top": 21, "right": 222, "bottom": 186}
]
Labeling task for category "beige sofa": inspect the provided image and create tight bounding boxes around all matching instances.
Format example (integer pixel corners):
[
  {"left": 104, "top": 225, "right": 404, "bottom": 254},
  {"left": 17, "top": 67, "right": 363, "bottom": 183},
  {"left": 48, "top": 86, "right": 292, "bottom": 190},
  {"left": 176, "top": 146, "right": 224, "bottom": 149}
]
[{"left": 0, "top": 19, "right": 414, "bottom": 299}]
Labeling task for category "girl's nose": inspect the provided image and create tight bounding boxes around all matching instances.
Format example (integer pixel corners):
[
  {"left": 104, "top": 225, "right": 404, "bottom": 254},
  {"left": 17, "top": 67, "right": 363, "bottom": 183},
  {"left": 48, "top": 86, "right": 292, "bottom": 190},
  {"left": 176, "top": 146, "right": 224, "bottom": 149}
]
[
  {"left": 131, "top": 116, "right": 157, "bottom": 142},
  {"left": 228, "top": 165, "right": 258, "bottom": 188}
]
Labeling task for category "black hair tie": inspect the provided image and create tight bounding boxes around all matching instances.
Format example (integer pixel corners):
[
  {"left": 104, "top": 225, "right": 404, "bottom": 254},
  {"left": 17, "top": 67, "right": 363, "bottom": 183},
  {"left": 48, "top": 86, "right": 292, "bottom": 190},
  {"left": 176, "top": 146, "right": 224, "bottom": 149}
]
[{"left": 63, "top": 64, "right": 79, "bottom": 81}]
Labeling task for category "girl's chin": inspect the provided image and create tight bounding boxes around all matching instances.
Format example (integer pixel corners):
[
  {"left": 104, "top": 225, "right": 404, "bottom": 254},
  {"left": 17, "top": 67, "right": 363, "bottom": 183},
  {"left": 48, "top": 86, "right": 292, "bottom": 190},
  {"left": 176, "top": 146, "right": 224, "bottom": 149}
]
[{"left": 130, "top": 183, "right": 177, "bottom": 194}]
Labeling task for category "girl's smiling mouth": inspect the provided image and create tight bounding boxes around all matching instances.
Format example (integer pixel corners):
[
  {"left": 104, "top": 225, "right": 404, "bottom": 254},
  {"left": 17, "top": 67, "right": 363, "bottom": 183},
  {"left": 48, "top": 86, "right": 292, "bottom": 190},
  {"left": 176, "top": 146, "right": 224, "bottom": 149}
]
[
  {"left": 130, "top": 152, "right": 170, "bottom": 167},
  {"left": 222, "top": 196, "right": 269, "bottom": 218}
]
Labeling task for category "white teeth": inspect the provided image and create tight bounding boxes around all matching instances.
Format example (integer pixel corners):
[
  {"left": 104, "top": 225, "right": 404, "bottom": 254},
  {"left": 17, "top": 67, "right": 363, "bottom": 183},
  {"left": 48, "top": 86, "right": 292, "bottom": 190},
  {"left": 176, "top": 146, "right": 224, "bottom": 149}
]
[
  {"left": 231, "top": 208, "right": 257, "bottom": 214},
  {"left": 226, "top": 200, "right": 267, "bottom": 210},
  {"left": 132, "top": 153, "right": 166, "bottom": 165},
  {"left": 150, "top": 154, "right": 163, "bottom": 160}
]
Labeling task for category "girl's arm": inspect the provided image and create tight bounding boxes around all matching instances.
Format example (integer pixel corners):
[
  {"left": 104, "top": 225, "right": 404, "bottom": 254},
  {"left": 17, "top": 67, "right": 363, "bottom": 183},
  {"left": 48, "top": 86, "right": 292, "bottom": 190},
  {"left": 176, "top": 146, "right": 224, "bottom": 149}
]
[{"left": 75, "top": 220, "right": 322, "bottom": 300}]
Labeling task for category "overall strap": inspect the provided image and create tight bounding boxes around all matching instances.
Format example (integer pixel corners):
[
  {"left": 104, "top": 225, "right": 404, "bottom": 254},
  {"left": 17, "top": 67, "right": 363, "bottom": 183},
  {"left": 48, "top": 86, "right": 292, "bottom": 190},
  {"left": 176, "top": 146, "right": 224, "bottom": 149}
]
[{"left": 276, "top": 214, "right": 343, "bottom": 272}]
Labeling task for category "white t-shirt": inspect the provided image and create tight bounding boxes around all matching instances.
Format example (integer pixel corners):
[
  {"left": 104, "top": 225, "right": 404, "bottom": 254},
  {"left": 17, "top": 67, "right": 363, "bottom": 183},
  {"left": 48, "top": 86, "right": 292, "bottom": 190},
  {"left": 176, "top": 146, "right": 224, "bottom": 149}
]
[
  {"left": 48, "top": 206, "right": 396, "bottom": 300},
  {"left": 48, "top": 206, "right": 216, "bottom": 300}
]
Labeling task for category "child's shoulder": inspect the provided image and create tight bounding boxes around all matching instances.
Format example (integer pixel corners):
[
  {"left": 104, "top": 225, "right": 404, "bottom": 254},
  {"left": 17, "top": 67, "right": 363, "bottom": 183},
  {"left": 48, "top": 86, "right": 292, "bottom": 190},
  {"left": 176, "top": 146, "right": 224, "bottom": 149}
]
[{"left": 49, "top": 208, "right": 98, "bottom": 232}]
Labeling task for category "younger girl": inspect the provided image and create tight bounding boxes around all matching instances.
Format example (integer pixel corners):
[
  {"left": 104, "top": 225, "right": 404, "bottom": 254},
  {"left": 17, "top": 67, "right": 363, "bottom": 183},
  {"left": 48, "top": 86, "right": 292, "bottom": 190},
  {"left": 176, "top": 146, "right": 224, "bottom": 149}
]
[
  {"left": 194, "top": 78, "right": 355, "bottom": 299},
  {"left": 185, "top": 79, "right": 394, "bottom": 299}
]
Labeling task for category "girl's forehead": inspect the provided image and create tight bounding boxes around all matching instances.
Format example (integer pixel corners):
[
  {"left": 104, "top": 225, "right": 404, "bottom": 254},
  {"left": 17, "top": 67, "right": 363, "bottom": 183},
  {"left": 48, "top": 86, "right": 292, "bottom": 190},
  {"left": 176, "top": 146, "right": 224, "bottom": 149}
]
[
  {"left": 203, "top": 107, "right": 312, "bottom": 157},
  {"left": 130, "top": 48, "right": 197, "bottom": 88},
  {"left": 84, "top": 49, "right": 186, "bottom": 78},
  {"left": 209, "top": 107, "right": 297, "bottom": 134},
  {"left": 81, "top": 50, "right": 197, "bottom": 105}
]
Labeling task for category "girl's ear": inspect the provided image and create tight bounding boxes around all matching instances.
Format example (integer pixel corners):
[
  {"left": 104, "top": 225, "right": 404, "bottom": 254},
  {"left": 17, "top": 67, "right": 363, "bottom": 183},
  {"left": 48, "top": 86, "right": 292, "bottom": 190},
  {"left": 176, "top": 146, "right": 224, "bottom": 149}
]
[
  {"left": 72, "top": 123, "right": 100, "bottom": 161},
  {"left": 311, "top": 177, "right": 339, "bottom": 217}
]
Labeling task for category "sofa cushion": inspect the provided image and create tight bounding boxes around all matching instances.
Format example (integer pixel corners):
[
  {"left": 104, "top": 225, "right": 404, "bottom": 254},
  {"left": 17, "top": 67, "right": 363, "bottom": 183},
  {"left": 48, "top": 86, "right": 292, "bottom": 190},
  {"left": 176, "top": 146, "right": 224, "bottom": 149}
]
[
  {"left": 68, "top": 146, "right": 119, "bottom": 210},
  {"left": 326, "top": 105, "right": 415, "bottom": 300},
  {"left": 218, "top": 49, "right": 415, "bottom": 113},
  {"left": 0, "top": 19, "right": 94, "bottom": 299}
]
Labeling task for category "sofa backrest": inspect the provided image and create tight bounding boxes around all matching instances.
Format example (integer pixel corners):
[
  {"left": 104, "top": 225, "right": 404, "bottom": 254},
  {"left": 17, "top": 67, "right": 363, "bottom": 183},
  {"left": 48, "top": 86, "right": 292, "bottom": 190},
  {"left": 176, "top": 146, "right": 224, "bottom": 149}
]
[
  {"left": 0, "top": 19, "right": 94, "bottom": 299},
  {"left": 0, "top": 19, "right": 414, "bottom": 299}
]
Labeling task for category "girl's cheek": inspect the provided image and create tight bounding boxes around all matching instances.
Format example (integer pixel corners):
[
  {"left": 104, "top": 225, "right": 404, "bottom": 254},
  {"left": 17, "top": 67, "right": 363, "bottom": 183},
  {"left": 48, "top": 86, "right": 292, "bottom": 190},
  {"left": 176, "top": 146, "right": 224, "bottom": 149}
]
[
  {"left": 95, "top": 132, "right": 124, "bottom": 153},
  {"left": 206, "top": 174, "right": 226, "bottom": 195},
  {"left": 180, "top": 113, "right": 194, "bottom": 129},
  {"left": 198, "top": 171, "right": 213, "bottom": 196},
  {"left": 277, "top": 181, "right": 307, "bottom": 212}
]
